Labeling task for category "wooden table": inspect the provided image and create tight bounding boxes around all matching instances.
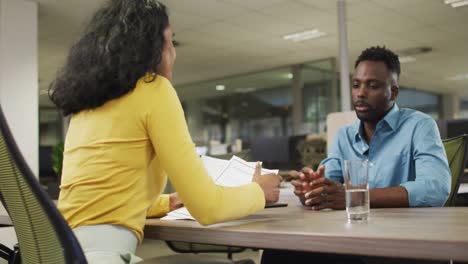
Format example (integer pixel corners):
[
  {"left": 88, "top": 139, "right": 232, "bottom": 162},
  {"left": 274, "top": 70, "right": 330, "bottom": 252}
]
[
  {"left": 1, "top": 195, "right": 468, "bottom": 261},
  {"left": 144, "top": 195, "right": 468, "bottom": 262}
]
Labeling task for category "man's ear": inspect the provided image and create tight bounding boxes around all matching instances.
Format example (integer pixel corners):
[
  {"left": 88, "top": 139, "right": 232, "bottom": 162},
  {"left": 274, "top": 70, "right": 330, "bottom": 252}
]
[{"left": 390, "top": 85, "right": 399, "bottom": 101}]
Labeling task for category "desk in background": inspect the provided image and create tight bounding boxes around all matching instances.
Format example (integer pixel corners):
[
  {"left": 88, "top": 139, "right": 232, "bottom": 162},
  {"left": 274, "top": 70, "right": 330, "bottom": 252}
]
[
  {"left": 459, "top": 183, "right": 468, "bottom": 194},
  {"left": 462, "top": 168, "right": 468, "bottom": 183}
]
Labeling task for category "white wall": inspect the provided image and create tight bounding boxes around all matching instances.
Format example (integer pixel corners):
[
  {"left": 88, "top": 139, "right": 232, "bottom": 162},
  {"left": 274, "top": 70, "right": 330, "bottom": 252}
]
[{"left": 0, "top": 0, "right": 39, "bottom": 175}]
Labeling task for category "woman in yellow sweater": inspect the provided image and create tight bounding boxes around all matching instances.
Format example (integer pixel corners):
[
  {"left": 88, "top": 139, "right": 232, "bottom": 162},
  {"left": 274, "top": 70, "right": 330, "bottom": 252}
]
[{"left": 49, "top": 0, "right": 280, "bottom": 263}]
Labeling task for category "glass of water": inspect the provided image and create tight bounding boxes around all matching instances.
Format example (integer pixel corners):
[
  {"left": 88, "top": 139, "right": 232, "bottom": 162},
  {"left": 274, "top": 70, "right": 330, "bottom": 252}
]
[{"left": 344, "top": 160, "right": 369, "bottom": 221}]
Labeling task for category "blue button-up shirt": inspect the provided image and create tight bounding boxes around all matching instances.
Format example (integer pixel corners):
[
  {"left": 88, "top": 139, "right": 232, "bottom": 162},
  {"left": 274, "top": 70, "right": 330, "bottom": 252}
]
[{"left": 322, "top": 104, "right": 451, "bottom": 207}]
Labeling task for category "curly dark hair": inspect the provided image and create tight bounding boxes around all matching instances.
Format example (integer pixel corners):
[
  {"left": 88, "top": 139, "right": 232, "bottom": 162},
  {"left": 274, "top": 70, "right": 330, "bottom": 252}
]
[
  {"left": 49, "top": 0, "right": 169, "bottom": 115},
  {"left": 354, "top": 46, "right": 400, "bottom": 78}
]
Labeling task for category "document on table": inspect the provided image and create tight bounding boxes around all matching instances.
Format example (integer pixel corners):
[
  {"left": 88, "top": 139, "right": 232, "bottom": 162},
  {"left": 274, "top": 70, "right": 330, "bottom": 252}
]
[{"left": 161, "top": 155, "right": 279, "bottom": 221}]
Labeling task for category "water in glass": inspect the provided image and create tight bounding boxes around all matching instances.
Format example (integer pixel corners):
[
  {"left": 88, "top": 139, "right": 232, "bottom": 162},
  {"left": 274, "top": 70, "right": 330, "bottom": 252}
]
[{"left": 346, "top": 188, "right": 369, "bottom": 221}]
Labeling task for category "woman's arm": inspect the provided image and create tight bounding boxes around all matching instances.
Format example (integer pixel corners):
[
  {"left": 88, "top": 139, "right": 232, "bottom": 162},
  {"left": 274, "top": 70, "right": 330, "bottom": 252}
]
[{"left": 145, "top": 77, "right": 266, "bottom": 225}]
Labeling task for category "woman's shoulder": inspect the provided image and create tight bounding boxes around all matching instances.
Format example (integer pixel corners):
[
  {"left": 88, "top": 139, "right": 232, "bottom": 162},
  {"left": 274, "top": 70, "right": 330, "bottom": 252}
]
[
  {"left": 135, "top": 74, "right": 173, "bottom": 93},
  {"left": 130, "top": 74, "right": 178, "bottom": 107}
]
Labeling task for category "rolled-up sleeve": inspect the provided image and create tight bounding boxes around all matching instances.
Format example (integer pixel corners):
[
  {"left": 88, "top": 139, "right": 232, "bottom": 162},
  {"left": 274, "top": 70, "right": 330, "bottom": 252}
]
[
  {"left": 321, "top": 128, "right": 345, "bottom": 183},
  {"left": 400, "top": 118, "right": 451, "bottom": 207}
]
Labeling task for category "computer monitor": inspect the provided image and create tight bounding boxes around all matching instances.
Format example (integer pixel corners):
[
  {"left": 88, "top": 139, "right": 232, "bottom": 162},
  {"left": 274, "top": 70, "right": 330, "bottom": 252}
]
[
  {"left": 446, "top": 119, "right": 468, "bottom": 139},
  {"left": 251, "top": 137, "right": 289, "bottom": 163}
]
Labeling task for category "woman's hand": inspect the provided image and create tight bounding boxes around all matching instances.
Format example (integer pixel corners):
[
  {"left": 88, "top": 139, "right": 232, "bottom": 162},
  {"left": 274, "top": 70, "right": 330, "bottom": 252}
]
[
  {"left": 169, "top": 192, "right": 183, "bottom": 211},
  {"left": 252, "top": 163, "right": 281, "bottom": 204}
]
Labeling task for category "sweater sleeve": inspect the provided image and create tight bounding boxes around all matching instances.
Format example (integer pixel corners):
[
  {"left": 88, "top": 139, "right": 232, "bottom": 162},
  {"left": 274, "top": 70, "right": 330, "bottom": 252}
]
[
  {"left": 145, "top": 76, "right": 265, "bottom": 225},
  {"left": 146, "top": 194, "right": 170, "bottom": 218}
]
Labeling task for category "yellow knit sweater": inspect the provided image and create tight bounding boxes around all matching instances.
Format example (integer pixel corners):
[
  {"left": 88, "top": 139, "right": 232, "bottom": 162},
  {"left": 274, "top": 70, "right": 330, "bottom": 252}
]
[{"left": 57, "top": 75, "right": 265, "bottom": 242}]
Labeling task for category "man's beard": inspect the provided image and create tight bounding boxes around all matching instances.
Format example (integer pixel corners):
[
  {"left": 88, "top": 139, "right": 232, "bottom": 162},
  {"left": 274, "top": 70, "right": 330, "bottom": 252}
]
[
  {"left": 354, "top": 101, "right": 380, "bottom": 123},
  {"left": 354, "top": 100, "right": 392, "bottom": 123}
]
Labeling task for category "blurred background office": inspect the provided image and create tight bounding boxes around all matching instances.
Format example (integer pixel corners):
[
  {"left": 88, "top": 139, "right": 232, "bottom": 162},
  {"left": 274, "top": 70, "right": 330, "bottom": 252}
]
[{"left": 0, "top": 0, "right": 467, "bottom": 186}]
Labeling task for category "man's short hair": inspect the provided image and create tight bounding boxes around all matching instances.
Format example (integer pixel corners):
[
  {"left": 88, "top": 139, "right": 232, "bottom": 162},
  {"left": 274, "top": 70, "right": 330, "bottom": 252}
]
[{"left": 354, "top": 46, "right": 400, "bottom": 77}]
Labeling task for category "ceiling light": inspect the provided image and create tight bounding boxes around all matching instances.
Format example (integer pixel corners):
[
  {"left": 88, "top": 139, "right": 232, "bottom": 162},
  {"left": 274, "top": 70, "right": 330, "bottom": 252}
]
[
  {"left": 283, "top": 29, "right": 326, "bottom": 42},
  {"left": 235, "top": 87, "right": 257, "bottom": 93},
  {"left": 398, "top": 46, "right": 432, "bottom": 56},
  {"left": 443, "top": 0, "right": 468, "bottom": 8},
  {"left": 287, "top": 73, "right": 293, "bottom": 79},
  {"left": 399, "top": 56, "right": 416, "bottom": 63},
  {"left": 452, "top": 0, "right": 468, "bottom": 7},
  {"left": 215, "top": 85, "right": 225, "bottom": 91},
  {"left": 446, "top": 74, "right": 468, "bottom": 81}
]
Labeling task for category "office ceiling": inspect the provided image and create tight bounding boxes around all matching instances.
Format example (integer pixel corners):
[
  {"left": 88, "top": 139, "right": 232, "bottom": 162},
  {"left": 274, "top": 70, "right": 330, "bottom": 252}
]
[{"left": 37, "top": 0, "right": 468, "bottom": 107}]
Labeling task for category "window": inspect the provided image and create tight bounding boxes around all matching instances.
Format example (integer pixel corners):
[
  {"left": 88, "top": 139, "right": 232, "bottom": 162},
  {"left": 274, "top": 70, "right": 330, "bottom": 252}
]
[
  {"left": 39, "top": 108, "right": 63, "bottom": 146},
  {"left": 302, "top": 59, "right": 337, "bottom": 133},
  {"left": 460, "top": 96, "right": 468, "bottom": 118},
  {"left": 178, "top": 67, "right": 293, "bottom": 146},
  {"left": 397, "top": 88, "right": 440, "bottom": 119}
]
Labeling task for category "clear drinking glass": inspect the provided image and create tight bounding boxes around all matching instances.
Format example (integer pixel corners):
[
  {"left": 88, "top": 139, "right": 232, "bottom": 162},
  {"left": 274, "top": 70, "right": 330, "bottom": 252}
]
[{"left": 344, "top": 160, "right": 369, "bottom": 221}]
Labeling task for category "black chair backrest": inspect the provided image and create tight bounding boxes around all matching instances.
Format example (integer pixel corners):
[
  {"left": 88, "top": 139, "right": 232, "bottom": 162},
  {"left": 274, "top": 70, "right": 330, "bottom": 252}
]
[{"left": 0, "top": 106, "right": 86, "bottom": 264}]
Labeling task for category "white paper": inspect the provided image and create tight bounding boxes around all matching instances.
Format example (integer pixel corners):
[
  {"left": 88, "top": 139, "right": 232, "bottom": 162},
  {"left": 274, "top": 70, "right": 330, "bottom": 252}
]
[
  {"left": 161, "top": 207, "right": 193, "bottom": 221},
  {"left": 200, "top": 155, "right": 230, "bottom": 181},
  {"left": 161, "top": 155, "right": 279, "bottom": 221},
  {"left": 215, "top": 156, "right": 278, "bottom": 187}
]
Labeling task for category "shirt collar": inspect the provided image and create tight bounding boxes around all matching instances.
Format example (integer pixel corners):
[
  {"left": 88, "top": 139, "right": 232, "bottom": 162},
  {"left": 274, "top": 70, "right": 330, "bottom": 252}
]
[
  {"left": 381, "top": 103, "right": 399, "bottom": 131},
  {"left": 353, "top": 103, "right": 400, "bottom": 142},
  {"left": 353, "top": 120, "right": 364, "bottom": 143}
]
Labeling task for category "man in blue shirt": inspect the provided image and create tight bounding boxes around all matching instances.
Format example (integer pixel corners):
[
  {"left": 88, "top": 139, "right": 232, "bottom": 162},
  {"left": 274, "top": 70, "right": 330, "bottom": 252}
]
[
  {"left": 261, "top": 46, "right": 450, "bottom": 264},
  {"left": 294, "top": 46, "right": 450, "bottom": 210}
]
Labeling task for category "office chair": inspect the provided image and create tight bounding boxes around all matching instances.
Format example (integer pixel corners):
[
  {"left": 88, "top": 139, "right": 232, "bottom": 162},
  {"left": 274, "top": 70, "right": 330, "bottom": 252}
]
[
  {"left": 443, "top": 134, "right": 468, "bottom": 206},
  {"left": 0, "top": 106, "right": 87, "bottom": 264},
  {"left": 325, "top": 111, "right": 357, "bottom": 153},
  {"left": 296, "top": 136, "right": 327, "bottom": 170}
]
